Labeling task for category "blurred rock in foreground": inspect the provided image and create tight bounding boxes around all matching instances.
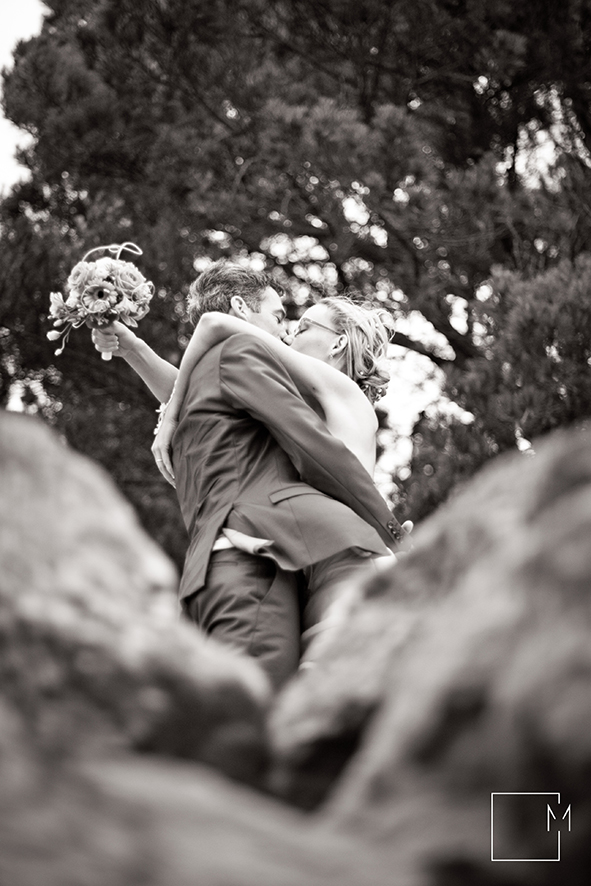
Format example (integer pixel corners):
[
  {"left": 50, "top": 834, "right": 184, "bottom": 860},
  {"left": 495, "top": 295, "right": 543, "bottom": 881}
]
[
  {"left": 271, "top": 427, "right": 591, "bottom": 883},
  {"left": 0, "top": 717, "right": 385, "bottom": 886},
  {"left": 0, "top": 410, "right": 393, "bottom": 886},
  {"left": 0, "top": 411, "right": 270, "bottom": 783},
  {"left": 2, "top": 411, "right": 590, "bottom": 885}
]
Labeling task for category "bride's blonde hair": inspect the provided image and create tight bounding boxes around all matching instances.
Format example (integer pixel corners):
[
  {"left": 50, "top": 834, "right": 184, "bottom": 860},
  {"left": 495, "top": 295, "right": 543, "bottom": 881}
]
[{"left": 322, "top": 297, "right": 393, "bottom": 404}]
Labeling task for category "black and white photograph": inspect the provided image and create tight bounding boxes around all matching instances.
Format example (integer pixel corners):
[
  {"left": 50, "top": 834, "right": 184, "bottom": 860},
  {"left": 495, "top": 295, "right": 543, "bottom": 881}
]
[{"left": 1, "top": 1, "right": 590, "bottom": 883}]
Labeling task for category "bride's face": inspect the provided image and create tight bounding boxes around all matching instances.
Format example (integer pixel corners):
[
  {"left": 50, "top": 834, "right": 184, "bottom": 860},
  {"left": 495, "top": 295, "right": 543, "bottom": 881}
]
[{"left": 289, "top": 304, "right": 343, "bottom": 364}]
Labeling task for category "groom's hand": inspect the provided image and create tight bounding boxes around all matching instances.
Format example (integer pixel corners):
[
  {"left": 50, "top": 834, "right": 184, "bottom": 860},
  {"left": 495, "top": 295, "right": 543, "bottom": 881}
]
[
  {"left": 396, "top": 520, "right": 414, "bottom": 555},
  {"left": 91, "top": 321, "right": 138, "bottom": 358}
]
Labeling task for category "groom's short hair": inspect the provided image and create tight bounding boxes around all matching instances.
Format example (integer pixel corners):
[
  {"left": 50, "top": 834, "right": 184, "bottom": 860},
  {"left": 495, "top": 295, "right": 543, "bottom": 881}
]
[{"left": 187, "top": 261, "right": 281, "bottom": 325}]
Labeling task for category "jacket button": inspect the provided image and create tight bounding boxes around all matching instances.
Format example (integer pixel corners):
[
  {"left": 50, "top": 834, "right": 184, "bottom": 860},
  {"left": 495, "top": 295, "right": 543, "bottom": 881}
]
[{"left": 387, "top": 520, "right": 402, "bottom": 541}]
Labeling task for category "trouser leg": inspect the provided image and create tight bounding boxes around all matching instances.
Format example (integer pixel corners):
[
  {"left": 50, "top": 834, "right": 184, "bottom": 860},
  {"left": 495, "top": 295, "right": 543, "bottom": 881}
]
[
  {"left": 182, "top": 550, "right": 301, "bottom": 690},
  {"left": 301, "top": 550, "right": 389, "bottom": 660}
]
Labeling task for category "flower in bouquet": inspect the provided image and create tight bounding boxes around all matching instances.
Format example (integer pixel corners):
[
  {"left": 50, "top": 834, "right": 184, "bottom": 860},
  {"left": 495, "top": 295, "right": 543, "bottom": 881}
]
[{"left": 47, "top": 242, "right": 154, "bottom": 358}]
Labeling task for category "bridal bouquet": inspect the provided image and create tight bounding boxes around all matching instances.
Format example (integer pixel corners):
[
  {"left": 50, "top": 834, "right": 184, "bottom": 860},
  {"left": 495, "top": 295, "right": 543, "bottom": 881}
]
[{"left": 47, "top": 242, "right": 154, "bottom": 360}]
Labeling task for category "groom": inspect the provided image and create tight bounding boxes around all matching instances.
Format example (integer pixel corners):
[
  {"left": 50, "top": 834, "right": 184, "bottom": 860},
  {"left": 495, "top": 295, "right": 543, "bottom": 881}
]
[{"left": 94, "top": 262, "right": 404, "bottom": 688}]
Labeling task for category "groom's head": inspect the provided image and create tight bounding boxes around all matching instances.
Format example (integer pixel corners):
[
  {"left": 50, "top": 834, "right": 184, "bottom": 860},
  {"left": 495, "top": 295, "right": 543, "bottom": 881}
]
[{"left": 187, "top": 261, "right": 287, "bottom": 338}]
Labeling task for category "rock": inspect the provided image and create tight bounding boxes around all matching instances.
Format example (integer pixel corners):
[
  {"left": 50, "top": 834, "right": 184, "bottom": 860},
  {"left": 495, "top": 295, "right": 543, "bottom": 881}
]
[
  {"left": 268, "top": 428, "right": 584, "bottom": 810},
  {"left": 318, "top": 427, "right": 591, "bottom": 884},
  {"left": 3, "top": 412, "right": 590, "bottom": 885},
  {"left": 76, "top": 755, "right": 398, "bottom": 886},
  {"left": 0, "top": 411, "right": 270, "bottom": 784},
  {"left": 268, "top": 575, "right": 426, "bottom": 808},
  {"left": 0, "top": 410, "right": 393, "bottom": 886},
  {"left": 1, "top": 727, "right": 407, "bottom": 886},
  {"left": 0, "top": 708, "right": 155, "bottom": 886}
]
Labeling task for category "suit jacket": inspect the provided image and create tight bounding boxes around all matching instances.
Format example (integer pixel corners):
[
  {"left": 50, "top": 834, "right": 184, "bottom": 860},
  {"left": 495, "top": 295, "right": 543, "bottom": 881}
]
[{"left": 172, "top": 333, "right": 403, "bottom": 601}]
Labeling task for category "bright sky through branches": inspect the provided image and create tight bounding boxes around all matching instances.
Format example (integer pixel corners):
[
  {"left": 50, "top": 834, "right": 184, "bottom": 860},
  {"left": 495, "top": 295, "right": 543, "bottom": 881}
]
[{"left": 0, "top": 1, "right": 45, "bottom": 193}]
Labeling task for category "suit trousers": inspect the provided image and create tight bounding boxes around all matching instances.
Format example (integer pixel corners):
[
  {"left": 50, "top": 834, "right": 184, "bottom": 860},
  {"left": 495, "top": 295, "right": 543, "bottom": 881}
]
[
  {"left": 182, "top": 549, "right": 301, "bottom": 690},
  {"left": 300, "top": 548, "right": 392, "bottom": 659}
]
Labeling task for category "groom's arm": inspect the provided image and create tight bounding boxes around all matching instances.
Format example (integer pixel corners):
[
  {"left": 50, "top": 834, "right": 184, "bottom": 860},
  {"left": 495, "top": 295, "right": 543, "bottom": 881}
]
[{"left": 219, "top": 335, "right": 403, "bottom": 549}]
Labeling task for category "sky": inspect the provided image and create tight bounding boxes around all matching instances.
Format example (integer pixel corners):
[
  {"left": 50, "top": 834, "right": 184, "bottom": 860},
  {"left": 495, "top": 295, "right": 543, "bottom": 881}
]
[{"left": 0, "top": 1, "right": 46, "bottom": 194}]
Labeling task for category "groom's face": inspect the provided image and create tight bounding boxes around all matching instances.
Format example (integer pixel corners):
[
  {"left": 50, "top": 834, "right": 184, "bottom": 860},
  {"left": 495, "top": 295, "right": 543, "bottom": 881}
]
[{"left": 247, "top": 287, "right": 287, "bottom": 339}]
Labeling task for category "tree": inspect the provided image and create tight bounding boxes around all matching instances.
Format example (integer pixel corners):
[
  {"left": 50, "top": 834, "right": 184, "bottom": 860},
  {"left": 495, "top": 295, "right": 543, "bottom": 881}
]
[
  {"left": 2, "top": 0, "right": 591, "bottom": 555},
  {"left": 398, "top": 249, "right": 591, "bottom": 522}
]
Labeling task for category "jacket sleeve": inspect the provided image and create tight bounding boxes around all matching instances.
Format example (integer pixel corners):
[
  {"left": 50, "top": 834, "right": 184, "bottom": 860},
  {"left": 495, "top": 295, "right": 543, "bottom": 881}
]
[{"left": 219, "top": 334, "right": 403, "bottom": 550}]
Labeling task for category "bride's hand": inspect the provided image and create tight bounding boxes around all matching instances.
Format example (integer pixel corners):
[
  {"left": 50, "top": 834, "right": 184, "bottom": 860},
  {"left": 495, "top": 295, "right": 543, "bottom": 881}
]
[
  {"left": 91, "top": 320, "right": 138, "bottom": 358},
  {"left": 151, "top": 411, "right": 178, "bottom": 487}
]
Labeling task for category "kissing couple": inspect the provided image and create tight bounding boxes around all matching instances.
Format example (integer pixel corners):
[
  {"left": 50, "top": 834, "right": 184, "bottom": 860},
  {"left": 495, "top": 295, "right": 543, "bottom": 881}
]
[{"left": 93, "top": 261, "right": 405, "bottom": 689}]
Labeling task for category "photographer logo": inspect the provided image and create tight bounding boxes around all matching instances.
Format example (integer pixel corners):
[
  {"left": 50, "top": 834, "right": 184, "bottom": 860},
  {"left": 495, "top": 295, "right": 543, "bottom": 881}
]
[{"left": 490, "top": 792, "right": 571, "bottom": 862}]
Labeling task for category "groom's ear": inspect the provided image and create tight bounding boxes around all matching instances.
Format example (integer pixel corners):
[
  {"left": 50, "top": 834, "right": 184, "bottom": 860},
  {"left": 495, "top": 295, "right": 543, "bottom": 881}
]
[{"left": 229, "top": 295, "right": 249, "bottom": 319}]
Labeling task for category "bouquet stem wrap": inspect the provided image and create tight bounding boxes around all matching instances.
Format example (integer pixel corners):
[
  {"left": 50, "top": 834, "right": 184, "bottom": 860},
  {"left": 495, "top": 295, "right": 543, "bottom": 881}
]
[{"left": 85, "top": 317, "right": 113, "bottom": 361}]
